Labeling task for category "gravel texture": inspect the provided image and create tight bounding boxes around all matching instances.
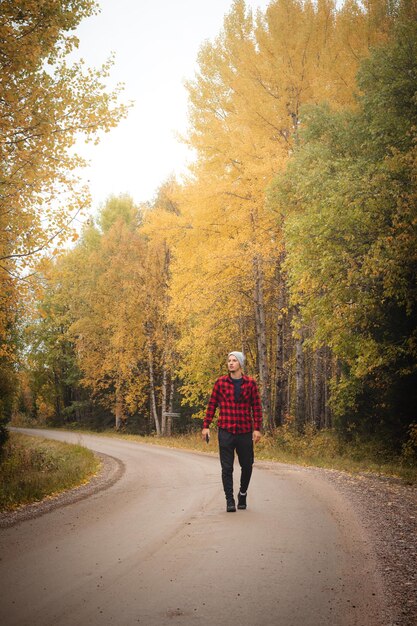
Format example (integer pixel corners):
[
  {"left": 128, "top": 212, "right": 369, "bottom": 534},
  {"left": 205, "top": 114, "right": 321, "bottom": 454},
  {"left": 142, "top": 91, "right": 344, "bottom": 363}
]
[{"left": 297, "top": 465, "right": 417, "bottom": 626}]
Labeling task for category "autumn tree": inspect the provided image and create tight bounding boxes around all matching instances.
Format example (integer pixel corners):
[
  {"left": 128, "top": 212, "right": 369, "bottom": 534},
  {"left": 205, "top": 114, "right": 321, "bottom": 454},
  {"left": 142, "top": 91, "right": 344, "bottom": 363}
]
[
  {"left": 25, "top": 272, "right": 86, "bottom": 426},
  {"left": 17, "top": 0, "right": 411, "bottom": 447},
  {"left": 21, "top": 196, "right": 143, "bottom": 427},
  {"left": 169, "top": 0, "right": 390, "bottom": 428},
  {"left": 0, "top": 0, "right": 128, "bottom": 269},
  {"left": 25, "top": 190, "right": 181, "bottom": 434},
  {"left": 141, "top": 179, "right": 181, "bottom": 435},
  {"left": 0, "top": 0, "right": 128, "bottom": 445},
  {"left": 64, "top": 196, "right": 148, "bottom": 429},
  {"left": 271, "top": 14, "right": 417, "bottom": 446}
]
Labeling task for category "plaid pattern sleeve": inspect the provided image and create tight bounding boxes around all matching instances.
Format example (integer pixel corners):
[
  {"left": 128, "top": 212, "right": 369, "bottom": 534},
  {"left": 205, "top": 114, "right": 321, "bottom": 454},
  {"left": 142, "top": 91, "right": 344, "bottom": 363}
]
[{"left": 203, "top": 375, "right": 263, "bottom": 434}]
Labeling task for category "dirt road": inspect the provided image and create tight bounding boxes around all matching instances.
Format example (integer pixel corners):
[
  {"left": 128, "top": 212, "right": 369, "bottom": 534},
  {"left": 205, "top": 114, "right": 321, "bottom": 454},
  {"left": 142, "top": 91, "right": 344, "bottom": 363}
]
[{"left": 0, "top": 429, "right": 385, "bottom": 625}]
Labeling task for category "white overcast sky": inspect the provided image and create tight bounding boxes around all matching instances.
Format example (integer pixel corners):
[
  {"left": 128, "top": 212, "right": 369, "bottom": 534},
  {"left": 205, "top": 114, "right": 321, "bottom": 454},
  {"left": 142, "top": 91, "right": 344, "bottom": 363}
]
[{"left": 73, "top": 0, "right": 272, "bottom": 212}]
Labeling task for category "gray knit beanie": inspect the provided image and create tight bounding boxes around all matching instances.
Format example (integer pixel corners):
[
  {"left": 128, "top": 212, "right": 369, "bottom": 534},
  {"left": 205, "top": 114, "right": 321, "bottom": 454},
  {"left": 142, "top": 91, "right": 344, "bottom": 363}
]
[{"left": 228, "top": 351, "right": 245, "bottom": 369}]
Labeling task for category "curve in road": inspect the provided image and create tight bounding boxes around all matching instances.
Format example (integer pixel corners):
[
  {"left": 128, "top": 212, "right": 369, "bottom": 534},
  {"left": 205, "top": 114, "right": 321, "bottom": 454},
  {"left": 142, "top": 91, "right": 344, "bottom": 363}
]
[{"left": 0, "top": 429, "right": 385, "bottom": 626}]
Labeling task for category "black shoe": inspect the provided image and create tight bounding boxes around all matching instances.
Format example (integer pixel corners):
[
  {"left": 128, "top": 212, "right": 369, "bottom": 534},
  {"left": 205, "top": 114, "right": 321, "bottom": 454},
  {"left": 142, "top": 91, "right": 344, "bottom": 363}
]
[
  {"left": 237, "top": 491, "right": 247, "bottom": 509},
  {"left": 226, "top": 498, "right": 236, "bottom": 512}
]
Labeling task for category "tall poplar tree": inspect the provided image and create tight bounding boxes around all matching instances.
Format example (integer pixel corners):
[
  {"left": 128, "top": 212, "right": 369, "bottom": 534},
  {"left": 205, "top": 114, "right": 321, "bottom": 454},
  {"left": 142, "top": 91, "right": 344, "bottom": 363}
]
[
  {"left": 67, "top": 197, "right": 147, "bottom": 429},
  {"left": 169, "top": 0, "right": 390, "bottom": 427}
]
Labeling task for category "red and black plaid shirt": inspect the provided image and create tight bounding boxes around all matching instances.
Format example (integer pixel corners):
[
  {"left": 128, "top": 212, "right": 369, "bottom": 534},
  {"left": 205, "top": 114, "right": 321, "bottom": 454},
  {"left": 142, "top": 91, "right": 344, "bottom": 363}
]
[{"left": 203, "top": 375, "right": 263, "bottom": 434}]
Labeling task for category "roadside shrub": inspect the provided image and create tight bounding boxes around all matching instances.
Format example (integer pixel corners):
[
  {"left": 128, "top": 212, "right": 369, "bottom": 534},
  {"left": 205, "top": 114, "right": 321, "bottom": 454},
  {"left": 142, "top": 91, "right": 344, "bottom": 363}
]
[{"left": 401, "top": 423, "right": 417, "bottom": 464}]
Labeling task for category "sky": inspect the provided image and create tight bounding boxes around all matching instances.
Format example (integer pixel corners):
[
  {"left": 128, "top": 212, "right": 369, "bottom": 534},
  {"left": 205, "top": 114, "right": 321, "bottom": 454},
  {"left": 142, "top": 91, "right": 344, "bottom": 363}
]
[{"left": 73, "top": 0, "right": 272, "bottom": 213}]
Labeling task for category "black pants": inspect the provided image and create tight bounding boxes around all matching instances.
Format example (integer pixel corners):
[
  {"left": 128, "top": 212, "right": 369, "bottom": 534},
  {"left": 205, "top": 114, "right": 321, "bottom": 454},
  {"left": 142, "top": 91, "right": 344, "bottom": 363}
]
[{"left": 218, "top": 428, "right": 254, "bottom": 500}]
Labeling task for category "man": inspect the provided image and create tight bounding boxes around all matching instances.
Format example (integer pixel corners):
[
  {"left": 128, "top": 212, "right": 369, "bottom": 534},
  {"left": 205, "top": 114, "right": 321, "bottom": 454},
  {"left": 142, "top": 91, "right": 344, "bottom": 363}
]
[{"left": 202, "top": 351, "right": 262, "bottom": 512}]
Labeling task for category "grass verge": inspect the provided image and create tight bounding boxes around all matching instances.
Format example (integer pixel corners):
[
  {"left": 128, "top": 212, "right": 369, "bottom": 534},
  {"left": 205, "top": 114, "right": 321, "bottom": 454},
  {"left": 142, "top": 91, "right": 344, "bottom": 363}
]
[
  {"left": 0, "top": 432, "right": 100, "bottom": 511},
  {"left": 254, "top": 427, "right": 417, "bottom": 484},
  {"left": 88, "top": 426, "right": 417, "bottom": 484},
  {"left": 8, "top": 423, "right": 416, "bottom": 485}
]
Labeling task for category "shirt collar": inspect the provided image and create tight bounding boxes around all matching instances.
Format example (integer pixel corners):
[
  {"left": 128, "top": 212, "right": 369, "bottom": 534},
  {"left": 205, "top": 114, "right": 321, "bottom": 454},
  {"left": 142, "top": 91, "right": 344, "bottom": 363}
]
[{"left": 227, "top": 374, "right": 247, "bottom": 383}]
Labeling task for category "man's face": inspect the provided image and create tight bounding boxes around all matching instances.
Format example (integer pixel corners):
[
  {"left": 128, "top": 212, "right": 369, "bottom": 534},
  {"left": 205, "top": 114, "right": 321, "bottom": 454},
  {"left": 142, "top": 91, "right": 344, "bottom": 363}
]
[{"left": 227, "top": 355, "right": 241, "bottom": 374}]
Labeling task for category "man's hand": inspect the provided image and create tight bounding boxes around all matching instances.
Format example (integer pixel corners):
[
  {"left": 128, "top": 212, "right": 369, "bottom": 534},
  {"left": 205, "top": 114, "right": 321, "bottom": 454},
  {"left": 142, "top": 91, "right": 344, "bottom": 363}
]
[
  {"left": 253, "top": 430, "right": 261, "bottom": 444},
  {"left": 202, "top": 428, "right": 210, "bottom": 442}
]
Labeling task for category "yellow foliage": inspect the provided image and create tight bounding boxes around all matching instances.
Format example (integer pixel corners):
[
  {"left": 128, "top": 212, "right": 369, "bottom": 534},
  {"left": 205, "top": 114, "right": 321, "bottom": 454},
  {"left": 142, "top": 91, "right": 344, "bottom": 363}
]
[
  {"left": 167, "top": 0, "right": 389, "bottom": 409},
  {"left": 0, "top": 1, "right": 129, "bottom": 386}
]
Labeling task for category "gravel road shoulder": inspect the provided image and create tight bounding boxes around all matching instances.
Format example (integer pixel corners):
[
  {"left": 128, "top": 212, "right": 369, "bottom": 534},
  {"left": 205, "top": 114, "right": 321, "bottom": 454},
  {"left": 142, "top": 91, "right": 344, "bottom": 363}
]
[
  {"left": 258, "top": 460, "right": 417, "bottom": 626},
  {"left": 322, "top": 469, "right": 416, "bottom": 626}
]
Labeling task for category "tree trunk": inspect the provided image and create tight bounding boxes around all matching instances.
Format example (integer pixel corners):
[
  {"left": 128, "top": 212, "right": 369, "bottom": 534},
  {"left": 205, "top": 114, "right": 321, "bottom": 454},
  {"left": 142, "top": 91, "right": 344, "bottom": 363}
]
[
  {"left": 295, "top": 333, "right": 305, "bottom": 430},
  {"left": 307, "top": 347, "right": 314, "bottom": 424},
  {"left": 274, "top": 270, "right": 288, "bottom": 427},
  {"left": 274, "top": 318, "right": 284, "bottom": 426},
  {"left": 253, "top": 255, "right": 272, "bottom": 430},
  {"left": 161, "top": 361, "right": 168, "bottom": 436},
  {"left": 53, "top": 369, "right": 62, "bottom": 422},
  {"left": 115, "top": 385, "right": 124, "bottom": 430},
  {"left": 167, "top": 375, "right": 175, "bottom": 437},
  {"left": 313, "top": 348, "right": 323, "bottom": 428},
  {"left": 148, "top": 341, "right": 161, "bottom": 435},
  {"left": 284, "top": 309, "right": 294, "bottom": 420},
  {"left": 323, "top": 357, "right": 330, "bottom": 428},
  {"left": 324, "top": 349, "right": 333, "bottom": 428}
]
